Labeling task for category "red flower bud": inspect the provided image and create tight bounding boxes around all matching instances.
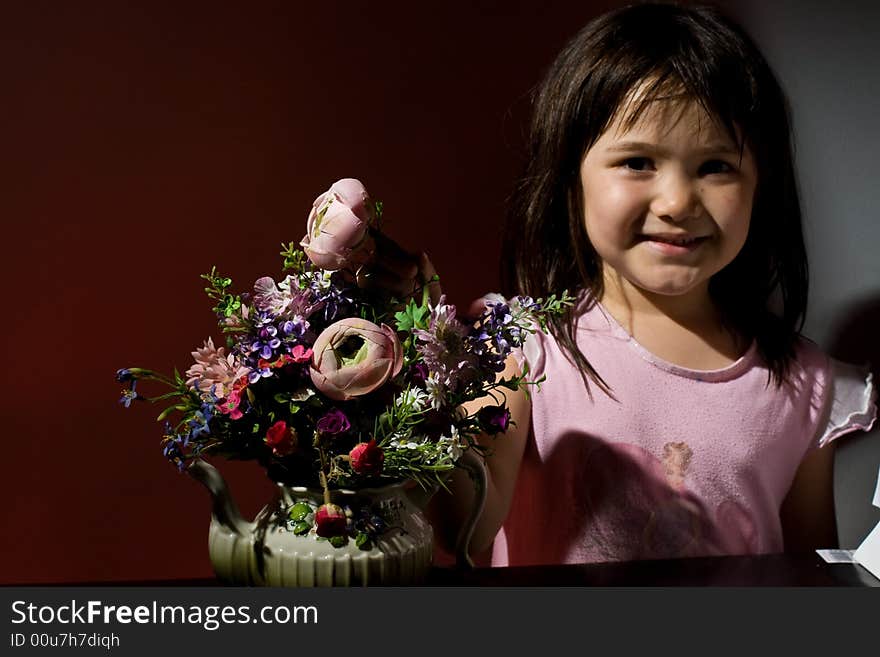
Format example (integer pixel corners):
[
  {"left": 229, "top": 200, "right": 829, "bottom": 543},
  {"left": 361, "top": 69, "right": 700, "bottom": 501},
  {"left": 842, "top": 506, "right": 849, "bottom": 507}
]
[
  {"left": 264, "top": 420, "right": 296, "bottom": 456},
  {"left": 314, "top": 503, "right": 347, "bottom": 537},
  {"left": 349, "top": 440, "right": 384, "bottom": 476}
]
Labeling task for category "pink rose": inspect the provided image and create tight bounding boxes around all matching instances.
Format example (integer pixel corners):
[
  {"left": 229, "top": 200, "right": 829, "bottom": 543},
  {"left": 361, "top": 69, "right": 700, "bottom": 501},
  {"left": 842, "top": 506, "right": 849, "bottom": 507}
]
[
  {"left": 314, "top": 503, "right": 347, "bottom": 537},
  {"left": 309, "top": 318, "right": 403, "bottom": 401},
  {"left": 349, "top": 440, "right": 384, "bottom": 476},
  {"left": 300, "top": 178, "right": 376, "bottom": 271}
]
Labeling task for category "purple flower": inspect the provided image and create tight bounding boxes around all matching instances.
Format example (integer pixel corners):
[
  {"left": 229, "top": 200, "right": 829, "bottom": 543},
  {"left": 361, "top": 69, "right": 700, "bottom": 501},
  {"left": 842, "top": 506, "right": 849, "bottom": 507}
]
[
  {"left": 309, "top": 271, "right": 355, "bottom": 323},
  {"left": 407, "top": 362, "right": 429, "bottom": 388},
  {"left": 316, "top": 408, "right": 351, "bottom": 435},
  {"left": 118, "top": 381, "right": 141, "bottom": 408},
  {"left": 477, "top": 405, "right": 511, "bottom": 435},
  {"left": 116, "top": 368, "right": 134, "bottom": 383},
  {"left": 486, "top": 301, "right": 512, "bottom": 330},
  {"left": 414, "top": 296, "right": 478, "bottom": 390},
  {"left": 251, "top": 324, "right": 281, "bottom": 360},
  {"left": 247, "top": 366, "right": 273, "bottom": 384},
  {"left": 481, "top": 296, "right": 532, "bottom": 355},
  {"left": 281, "top": 316, "right": 308, "bottom": 339},
  {"left": 253, "top": 276, "right": 287, "bottom": 314}
]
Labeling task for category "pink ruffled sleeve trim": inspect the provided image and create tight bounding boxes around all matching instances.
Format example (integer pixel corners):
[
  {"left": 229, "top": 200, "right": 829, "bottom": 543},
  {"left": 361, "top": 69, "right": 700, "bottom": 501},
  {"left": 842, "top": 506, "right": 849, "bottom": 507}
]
[
  {"left": 512, "top": 329, "right": 547, "bottom": 378},
  {"left": 819, "top": 358, "right": 878, "bottom": 448}
]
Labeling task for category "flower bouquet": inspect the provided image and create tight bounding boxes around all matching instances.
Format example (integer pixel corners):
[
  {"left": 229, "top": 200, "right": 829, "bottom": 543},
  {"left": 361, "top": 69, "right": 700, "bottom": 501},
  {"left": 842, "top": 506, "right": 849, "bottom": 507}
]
[{"left": 118, "top": 178, "right": 568, "bottom": 583}]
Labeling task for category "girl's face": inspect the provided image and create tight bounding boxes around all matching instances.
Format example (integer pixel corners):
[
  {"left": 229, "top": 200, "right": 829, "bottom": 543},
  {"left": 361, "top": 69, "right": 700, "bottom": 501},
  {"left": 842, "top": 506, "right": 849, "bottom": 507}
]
[{"left": 580, "top": 98, "right": 758, "bottom": 308}]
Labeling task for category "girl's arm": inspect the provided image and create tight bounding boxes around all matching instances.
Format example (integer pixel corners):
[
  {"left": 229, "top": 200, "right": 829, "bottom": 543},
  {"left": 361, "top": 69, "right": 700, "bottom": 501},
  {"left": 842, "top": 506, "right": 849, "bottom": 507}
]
[
  {"left": 427, "top": 353, "right": 532, "bottom": 557},
  {"left": 779, "top": 442, "right": 837, "bottom": 551}
]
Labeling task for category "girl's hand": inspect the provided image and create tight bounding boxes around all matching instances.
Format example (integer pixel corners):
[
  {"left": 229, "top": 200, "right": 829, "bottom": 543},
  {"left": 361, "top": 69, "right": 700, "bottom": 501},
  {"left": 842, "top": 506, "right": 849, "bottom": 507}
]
[{"left": 356, "top": 230, "right": 442, "bottom": 305}]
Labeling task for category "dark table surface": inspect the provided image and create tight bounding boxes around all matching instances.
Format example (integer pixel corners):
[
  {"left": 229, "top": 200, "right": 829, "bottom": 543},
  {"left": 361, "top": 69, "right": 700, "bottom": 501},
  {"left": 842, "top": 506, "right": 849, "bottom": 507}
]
[
  {"left": 27, "top": 552, "right": 879, "bottom": 587},
  {"left": 428, "top": 552, "right": 880, "bottom": 587}
]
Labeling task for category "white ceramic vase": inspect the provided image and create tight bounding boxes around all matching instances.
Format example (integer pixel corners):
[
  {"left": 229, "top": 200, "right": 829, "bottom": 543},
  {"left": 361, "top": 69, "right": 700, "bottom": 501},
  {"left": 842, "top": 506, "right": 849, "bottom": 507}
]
[{"left": 188, "top": 453, "right": 485, "bottom": 587}]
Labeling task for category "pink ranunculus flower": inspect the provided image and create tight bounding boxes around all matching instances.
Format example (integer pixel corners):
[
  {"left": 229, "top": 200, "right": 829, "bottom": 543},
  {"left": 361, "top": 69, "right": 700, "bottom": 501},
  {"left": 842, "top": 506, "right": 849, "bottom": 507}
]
[
  {"left": 309, "top": 318, "right": 403, "bottom": 401},
  {"left": 300, "top": 178, "right": 377, "bottom": 271}
]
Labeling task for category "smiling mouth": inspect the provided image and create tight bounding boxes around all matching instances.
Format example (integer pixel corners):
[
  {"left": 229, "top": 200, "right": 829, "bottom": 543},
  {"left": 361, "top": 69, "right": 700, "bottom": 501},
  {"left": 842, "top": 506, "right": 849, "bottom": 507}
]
[{"left": 639, "top": 235, "right": 709, "bottom": 246}]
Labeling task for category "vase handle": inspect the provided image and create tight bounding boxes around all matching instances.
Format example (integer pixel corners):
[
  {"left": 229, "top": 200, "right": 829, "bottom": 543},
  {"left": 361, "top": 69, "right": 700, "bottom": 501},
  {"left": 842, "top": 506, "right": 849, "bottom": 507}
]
[
  {"left": 453, "top": 449, "right": 487, "bottom": 569},
  {"left": 187, "top": 459, "right": 250, "bottom": 536}
]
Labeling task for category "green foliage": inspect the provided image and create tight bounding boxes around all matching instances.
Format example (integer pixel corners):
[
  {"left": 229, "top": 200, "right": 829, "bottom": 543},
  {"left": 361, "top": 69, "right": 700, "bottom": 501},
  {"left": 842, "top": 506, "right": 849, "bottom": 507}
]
[
  {"left": 530, "top": 290, "right": 575, "bottom": 330},
  {"left": 394, "top": 297, "right": 431, "bottom": 334},
  {"left": 371, "top": 200, "right": 383, "bottom": 229},
  {"left": 201, "top": 266, "right": 242, "bottom": 318},
  {"left": 280, "top": 242, "right": 309, "bottom": 274}
]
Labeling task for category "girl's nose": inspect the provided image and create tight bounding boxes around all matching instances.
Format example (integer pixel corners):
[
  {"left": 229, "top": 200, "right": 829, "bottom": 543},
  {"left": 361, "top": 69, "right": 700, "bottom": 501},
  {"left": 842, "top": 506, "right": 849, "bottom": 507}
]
[{"left": 649, "top": 173, "right": 701, "bottom": 223}]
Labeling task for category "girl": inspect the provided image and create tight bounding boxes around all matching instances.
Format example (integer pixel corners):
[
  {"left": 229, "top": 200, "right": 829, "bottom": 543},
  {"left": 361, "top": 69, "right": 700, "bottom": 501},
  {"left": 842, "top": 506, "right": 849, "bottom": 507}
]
[{"left": 418, "top": 2, "right": 877, "bottom": 566}]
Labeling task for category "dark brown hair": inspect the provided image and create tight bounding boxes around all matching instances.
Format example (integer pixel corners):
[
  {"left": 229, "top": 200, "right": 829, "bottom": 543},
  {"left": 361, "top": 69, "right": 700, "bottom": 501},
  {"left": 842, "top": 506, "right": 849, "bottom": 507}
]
[{"left": 501, "top": 1, "right": 808, "bottom": 393}]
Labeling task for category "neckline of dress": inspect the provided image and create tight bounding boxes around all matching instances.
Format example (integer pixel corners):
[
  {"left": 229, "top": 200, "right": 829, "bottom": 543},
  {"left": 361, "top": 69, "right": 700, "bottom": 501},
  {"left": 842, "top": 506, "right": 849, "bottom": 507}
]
[{"left": 586, "top": 300, "right": 758, "bottom": 382}]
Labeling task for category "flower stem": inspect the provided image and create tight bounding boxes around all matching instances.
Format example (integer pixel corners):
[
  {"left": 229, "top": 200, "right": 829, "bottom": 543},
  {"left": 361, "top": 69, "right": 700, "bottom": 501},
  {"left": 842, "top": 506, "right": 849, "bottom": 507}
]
[{"left": 318, "top": 447, "right": 332, "bottom": 505}]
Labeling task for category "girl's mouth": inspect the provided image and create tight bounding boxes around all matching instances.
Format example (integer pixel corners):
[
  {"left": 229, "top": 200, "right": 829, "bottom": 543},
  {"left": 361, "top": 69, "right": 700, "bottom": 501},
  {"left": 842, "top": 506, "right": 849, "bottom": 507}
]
[{"left": 639, "top": 234, "right": 709, "bottom": 255}]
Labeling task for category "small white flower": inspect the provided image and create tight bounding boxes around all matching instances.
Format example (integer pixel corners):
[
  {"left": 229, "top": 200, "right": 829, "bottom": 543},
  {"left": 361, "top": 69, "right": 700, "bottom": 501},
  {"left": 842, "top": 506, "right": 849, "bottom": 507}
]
[
  {"left": 425, "top": 372, "right": 447, "bottom": 410},
  {"left": 396, "top": 387, "right": 428, "bottom": 411},
  {"left": 277, "top": 275, "right": 301, "bottom": 293},
  {"left": 446, "top": 442, "right": 463, "bottom": 461},
  {"left": 437, "top": 427, "right": 465, "bottom": 461}
]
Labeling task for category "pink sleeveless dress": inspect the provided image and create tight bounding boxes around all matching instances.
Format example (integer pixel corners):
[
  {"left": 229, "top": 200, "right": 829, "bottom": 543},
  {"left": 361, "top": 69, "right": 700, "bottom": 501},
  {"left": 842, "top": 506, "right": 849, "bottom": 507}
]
[{"left": 492, "top": 302, "right": 876, "bottom": 566}]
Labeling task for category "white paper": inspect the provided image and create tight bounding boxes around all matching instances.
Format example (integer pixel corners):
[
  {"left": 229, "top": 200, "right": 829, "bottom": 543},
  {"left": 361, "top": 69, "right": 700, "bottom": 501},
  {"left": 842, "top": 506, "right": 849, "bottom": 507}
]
[
  {"left": 816, "top": 549, "right": 857, "bottom": 564},
  {"left": 853, "top": 467, "right": 880, "bottom": 580},
  {"left": 873, "top": 464, "right": 880, "bottom": 508},
  {"left": 854, "top": 522, "right": 880, "bottom": 580}
]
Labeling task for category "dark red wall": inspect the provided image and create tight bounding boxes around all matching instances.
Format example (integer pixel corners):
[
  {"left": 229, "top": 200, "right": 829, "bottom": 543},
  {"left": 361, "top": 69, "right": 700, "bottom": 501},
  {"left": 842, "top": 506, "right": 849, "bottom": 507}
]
[{"left": 0, "top": 0, "right": 664, "bottom": 583}]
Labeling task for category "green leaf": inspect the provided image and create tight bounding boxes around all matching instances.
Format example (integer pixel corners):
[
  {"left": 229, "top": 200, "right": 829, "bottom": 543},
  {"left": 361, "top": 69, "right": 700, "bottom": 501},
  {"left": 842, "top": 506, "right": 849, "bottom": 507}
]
[
  {"left": 373, "top": 200, "right": 383, "bottom": 224},
  {"left": 355, "top": 532, "right": 373, "bottom": 550},
  {"left": 394, "top": 297, "right": 431, "bottom": 333},
  {"left": 292, "top": 521, "right": 311, "bottom": 536},
  {"left": 328, "top": 535, "right": 348, "bottom": 548},
  {"left": 288, "top": 502, "right": 312, "bottom": 522},
  {"left": 156, "top": 406, "right": 178, "bottom": 422}
]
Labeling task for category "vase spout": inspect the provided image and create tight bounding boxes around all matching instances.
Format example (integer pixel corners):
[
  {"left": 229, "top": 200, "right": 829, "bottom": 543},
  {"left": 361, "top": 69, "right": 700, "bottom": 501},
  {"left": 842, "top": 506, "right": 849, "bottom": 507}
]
[{"left": 187, "top": 459, "right": 250, "bottom": 536}]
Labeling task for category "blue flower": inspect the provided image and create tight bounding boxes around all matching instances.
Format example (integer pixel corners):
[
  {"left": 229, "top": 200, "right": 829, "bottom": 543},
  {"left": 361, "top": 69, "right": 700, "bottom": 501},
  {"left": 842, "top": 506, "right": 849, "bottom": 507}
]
[
  {"left": 118, "top": 381, "right": 141, "bottom": 408},
  {"left": 162, "top": 431, "right": 192, "bottom": 472},
  {"left": 116, "top": 368, "right": 135, "bottom": 383},
  {"left": 187, "top": 410, "right": 212, "bottom": 440}
]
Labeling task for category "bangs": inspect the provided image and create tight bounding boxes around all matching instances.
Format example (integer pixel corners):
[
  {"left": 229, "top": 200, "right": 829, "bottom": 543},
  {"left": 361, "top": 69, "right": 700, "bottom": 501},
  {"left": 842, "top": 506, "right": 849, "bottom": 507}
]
[
  {"left": 578, "top": 6, "right": 761, "bottom": 157},
  {"left": 612, "top": 75, "right": 748, "bottom": 159}
]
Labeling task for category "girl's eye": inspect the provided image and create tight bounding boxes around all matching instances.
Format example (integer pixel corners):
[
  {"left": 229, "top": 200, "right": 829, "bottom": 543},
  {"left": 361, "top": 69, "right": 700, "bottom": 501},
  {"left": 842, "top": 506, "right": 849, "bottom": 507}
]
[
  {"left": 699, "top": 160, "right": 735, "bottom": 175},
  {"left": 621, "top": 157, "right": 654, "bottom": 172}
]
